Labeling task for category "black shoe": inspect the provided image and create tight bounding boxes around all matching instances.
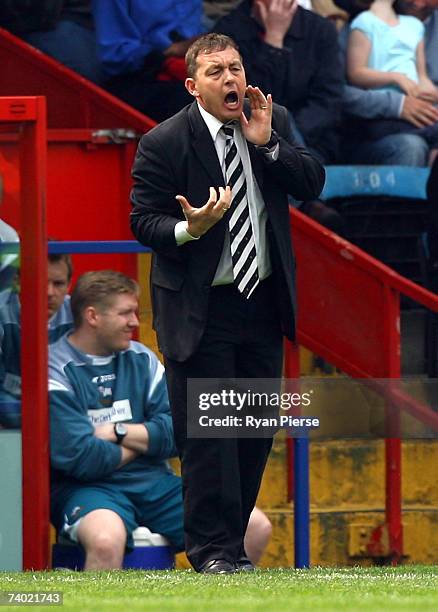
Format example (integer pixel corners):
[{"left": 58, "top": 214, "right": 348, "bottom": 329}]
[
  {"left": 199, "top": 559, "right": 236, "bottom": 574},
  {"left": 236, "top": 556, "right": 255, "bottom": 572}
]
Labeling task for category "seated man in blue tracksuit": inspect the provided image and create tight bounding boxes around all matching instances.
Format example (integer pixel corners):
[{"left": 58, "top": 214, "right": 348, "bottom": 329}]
[
  {"left": 0, "top": 252, "right": 73, "bottom": 428},
  {"left": 49, "top": 270, "right": 271, "bottom": 570}
]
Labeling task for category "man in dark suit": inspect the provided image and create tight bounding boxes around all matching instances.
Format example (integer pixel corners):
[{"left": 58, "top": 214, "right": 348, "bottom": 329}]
[{"left": 130, "top": 33, "right": 324, "bottom": 574}]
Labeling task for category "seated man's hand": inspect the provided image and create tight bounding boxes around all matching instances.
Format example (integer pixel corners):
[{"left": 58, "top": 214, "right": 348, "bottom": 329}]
[
  {"left": 93, "top": 423, "right": 140, "bottom": 467},
  {"left": 254, "top": 0, "right": 298, "bottom": 49},
  {"left": 401, "top": 95, "right": 438, "bottom": 128}
]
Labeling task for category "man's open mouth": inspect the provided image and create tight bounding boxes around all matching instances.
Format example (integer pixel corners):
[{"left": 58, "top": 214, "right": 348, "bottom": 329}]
[{"left": 224, "top": 91, "right": 239, "bottom": 107}]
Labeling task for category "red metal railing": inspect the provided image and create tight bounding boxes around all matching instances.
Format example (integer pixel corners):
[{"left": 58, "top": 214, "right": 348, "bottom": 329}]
[
  {"left": 0, "top": 27, "right": 158, "bottom": 284},
  {"left": 0, "top": 27, "right": 154, "bottom": 132},
  {"left": 286, "top": 207, "right": 438, "bottom": 563},
  {"left": 0, "top": 96, "right": 49, "bottom": 569}
]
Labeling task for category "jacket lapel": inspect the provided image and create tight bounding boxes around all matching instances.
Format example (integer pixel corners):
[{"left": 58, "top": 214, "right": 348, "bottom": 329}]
[
  {"left": 187, "top": 100, "right": 265, "bottom": 193},
  {"left": 188, "top": 103, "right": 225, "bottom": 188}
]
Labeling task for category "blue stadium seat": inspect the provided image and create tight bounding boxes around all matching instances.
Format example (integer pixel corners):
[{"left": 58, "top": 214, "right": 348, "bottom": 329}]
[
  {"left": 320, "top": 166, "right": 435, "bottom": 375},
  {"left": 321, "top": 166, "right": 431, "bottom": 285},
  {"left": 321, "top": 166, "right": 430, "bottom": 201}
]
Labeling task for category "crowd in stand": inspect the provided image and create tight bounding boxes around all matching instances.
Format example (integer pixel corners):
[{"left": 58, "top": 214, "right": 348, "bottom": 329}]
[
  {"left": 1, "top": 1, "right": 437, "bottom": 299},
  {"left": 1, "top": 1, "right": 437, "bottom": 296},
  {"left": 1, "top": 0, "right": 438, "bottom": 166}
]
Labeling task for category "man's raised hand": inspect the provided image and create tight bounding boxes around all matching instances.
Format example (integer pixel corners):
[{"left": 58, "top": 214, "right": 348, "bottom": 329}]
[
  {"left": 176, "top": 186, "right": 232, "bottom": 238},
  {"left": 254, "top": 0, "right": 298, "bottom": 49},
  {"left": 241, "top": 86, "right": 273, "bottom": 146}
]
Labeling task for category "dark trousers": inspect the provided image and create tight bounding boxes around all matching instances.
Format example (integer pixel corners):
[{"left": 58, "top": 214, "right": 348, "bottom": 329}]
[
  {"left": 164, "top": 277, "right": 283, "bottom": 570},
  {"left": 427, "top": 156, "right": 438, "bottom": 262},
  {"left": 363, "top": 117, "right": 438, "bottom": 148}
]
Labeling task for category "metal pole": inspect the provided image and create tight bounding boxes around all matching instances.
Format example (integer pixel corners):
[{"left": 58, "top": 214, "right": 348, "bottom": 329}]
[
  {"left": 20, "top": 96, "right": 49, "bottom": 570},
  {"left": 294, "top": 436, "right": 310, "bottom": 568},
  {"left": 284, "top": 339, "right": 310, "bottom": 568},
  {"left": 383, "top": 286, "right": 403, "bottom": 564}
]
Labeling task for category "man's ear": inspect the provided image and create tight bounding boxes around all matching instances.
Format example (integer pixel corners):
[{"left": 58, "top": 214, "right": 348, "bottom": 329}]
[
  {"left": 185, "top": 77, "right": 198, "bottom": 97},
  {"left": 83, "top": 305, "right": 99, "bottom": 328}
]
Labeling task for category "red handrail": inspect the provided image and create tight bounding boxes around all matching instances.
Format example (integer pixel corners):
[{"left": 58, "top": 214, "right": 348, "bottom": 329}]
[
  {"left": 0, "top": 27, "right": 155, "bottom": 132},
  {"left": 288, "top": 207, "right": 438, "bottom": 563}
]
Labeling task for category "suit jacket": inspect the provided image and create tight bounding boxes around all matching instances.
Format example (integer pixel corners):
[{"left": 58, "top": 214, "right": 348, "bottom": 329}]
[{"left": 130, "top": 101, "right": 325, "bottom": 361}]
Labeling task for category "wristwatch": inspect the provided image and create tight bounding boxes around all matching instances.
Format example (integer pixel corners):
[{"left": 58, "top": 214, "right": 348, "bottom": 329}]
[
  {"left": 256, "top": 130, "right": 280, "bottom": 153},
  {"left": 114, "top": 422, "right": 128, "bottom": 445}
]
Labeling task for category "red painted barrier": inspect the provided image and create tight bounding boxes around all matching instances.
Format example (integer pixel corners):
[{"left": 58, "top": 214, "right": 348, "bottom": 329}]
[
  {"left": 0, "top": 130, "right": 139, "bottom": 280},
  {"left": 0, "top": 27, "right": 156, "bottom": 569},
  {"left": 288, "top": 208, "right": 438, "bottom": 563},
  {"left": 0, "top": 27, "right": 157, "bottom": 282},
  {"left": 0, "top": 28, "right": 154, "bottom": 132},
  {"left": 0, "top": 96, "right": 49, "bottom": 570}
]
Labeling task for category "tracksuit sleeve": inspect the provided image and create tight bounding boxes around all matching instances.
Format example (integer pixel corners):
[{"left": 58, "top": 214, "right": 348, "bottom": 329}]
[{"left": 49, "top": 386, "right": 122, "bottom": 481}]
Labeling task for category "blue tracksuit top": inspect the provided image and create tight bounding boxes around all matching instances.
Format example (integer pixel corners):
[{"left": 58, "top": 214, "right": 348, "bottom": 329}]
[
  {"left": 49, "top": 333, "right": 176, "bottom": 499},
  {"left": 0, "top": 292, "right": 73, "bottom": 399}
]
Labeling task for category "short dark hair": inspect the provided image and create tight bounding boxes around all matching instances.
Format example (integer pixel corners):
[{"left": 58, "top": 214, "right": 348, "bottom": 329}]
[
  {"left": 48, "top": 253, "right": 73, "bottom": 281},
  {"left": 185, "top": 33, "right": 240, "bottom": 78},
  {"left": 71, "top": 270, "right": 139, "bottom": 328}
]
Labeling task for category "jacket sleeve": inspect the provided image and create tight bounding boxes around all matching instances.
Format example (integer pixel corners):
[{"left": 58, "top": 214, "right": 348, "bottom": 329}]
[
  {"left": 262, "top": 105, "right": 326, "bottom": 202},
  {"left": 143, "top": 355, "right": 177, "bottom": 459},
  {"left": 342, "top": 84, "right": 403, "bottom": 119},
  {"left": 49, "top": 384, "right": 122, "bottom": 482},
  {"left": 293, "top": 21, "right": 343, "bottom": 163},
  {"left": 130, "top": 130, "right": 184, "bottom": 259}
]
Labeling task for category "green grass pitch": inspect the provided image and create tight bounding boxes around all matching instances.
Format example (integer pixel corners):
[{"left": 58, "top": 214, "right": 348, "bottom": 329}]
[{"left": 0, "top": 566, "right": 437, "bottom": 611}]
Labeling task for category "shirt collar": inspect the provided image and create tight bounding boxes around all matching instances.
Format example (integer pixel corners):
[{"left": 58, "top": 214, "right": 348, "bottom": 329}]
[
  {"left": 65, "top": 333, "right": 115, "bottom": 365},
  {"left": 196, "top": 102, "right": 239, "bottom": 142},
  {"left": 86, "top": 354, "right": 115, "bottom": 366}
]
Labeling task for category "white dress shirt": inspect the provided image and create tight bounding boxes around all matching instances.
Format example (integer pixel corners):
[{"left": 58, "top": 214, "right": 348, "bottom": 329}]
[{"left": 175, "top": 102, "right": 273, "bottom": 285}]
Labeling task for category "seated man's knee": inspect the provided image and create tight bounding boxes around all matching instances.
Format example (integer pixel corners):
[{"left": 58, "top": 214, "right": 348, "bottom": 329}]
[
  {"left": 378, "top": 134, "right": 429, "bottom": 166},
  {"left": 244, "top": 507, "right": 272, "bottom": 565},
  {"left": 77, "top": 509, "right": 127, "bottom": 569},
  {"left": 349, "top": 133, "right": 429, "bottom": 166},
  {"left": 88, "top": 531, "right": 125, "bottom": 562},
  {"left": 255, "top": 510, "right": 273, "bottom": 546}
]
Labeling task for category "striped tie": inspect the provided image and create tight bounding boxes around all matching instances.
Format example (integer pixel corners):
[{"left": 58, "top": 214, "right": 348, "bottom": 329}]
[{"left": 223, "top": 124, "right": 259, "bottom": 299}]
